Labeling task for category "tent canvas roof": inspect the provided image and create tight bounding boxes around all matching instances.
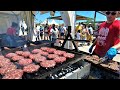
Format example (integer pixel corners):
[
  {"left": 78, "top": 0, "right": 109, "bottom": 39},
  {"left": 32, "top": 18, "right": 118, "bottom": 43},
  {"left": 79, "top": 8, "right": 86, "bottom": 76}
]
[
  {"left": 98, "top": 11, "right": 120, "bottom": 18},
  {"left": 47, "top": 14, "right": 93, "bottom": 20},
  {"left": 41, "top": 19, "right": 50, "bottom": 25},
  {"left": 0, "top": 11, "right": 21, "bottom": 15},
  {"left": 49, "top": 20, "right": 59, "bottom": 25}
]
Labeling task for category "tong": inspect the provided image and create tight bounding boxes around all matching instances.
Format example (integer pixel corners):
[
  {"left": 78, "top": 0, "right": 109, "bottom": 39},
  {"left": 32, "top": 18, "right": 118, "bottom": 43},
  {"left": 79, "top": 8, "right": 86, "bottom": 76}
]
[{"left": 99, "top": 56, "right": 108, "bottom": 64}]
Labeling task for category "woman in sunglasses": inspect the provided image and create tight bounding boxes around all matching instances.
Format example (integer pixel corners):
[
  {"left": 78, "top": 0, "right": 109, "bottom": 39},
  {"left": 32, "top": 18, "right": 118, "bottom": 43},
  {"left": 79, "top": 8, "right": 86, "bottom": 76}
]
[{"left": 89, "top": 11, "right": 120, "bottom": 60}]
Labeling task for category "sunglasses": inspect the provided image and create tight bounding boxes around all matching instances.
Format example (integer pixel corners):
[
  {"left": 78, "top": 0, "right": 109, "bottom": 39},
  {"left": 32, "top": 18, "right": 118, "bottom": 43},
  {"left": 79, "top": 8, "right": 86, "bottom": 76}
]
[{"left": 106, "top": 12, "right": 117, "bottom": 15}]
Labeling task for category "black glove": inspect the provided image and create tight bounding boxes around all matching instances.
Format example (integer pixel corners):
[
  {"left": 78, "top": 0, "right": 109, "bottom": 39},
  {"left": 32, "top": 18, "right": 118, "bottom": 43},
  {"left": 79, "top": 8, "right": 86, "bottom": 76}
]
[{"left": 89, "top": 46, "right": 93, "bottom": 53}]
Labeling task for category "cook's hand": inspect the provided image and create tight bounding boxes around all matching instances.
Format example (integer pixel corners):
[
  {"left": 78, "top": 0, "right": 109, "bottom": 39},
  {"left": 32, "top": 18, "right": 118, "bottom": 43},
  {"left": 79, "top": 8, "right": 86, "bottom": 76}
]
[{"left": 106, "top": 48, "right": 117, "bottom": 60}]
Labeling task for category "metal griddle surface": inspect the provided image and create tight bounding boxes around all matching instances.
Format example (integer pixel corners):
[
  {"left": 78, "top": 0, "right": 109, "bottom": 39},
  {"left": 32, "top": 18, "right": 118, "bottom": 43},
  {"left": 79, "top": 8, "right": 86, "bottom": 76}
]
[
  {"left": 82, "top": 54, "right": 120, "bottom": 77},
  {"left": 22, "top": 45, "right": 84, "bottom": 79}
]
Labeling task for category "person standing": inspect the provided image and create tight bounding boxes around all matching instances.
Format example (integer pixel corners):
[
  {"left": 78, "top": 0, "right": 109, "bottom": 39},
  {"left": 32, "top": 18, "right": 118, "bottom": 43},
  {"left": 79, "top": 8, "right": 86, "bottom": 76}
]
[
  {"left": 48, "top": 25, "right": 52, "bottom": 41},
  {"left": 81, "top": 24, "right": 87, "bottom": 45},
  {"left": 50, "top": 24, "right": 59, "bottom": 46},
  {"left": 59, "top": 24, "right": 65, "bottom": 39},
  {"left": 40, "top": 26, "right": 44, "bottom": 40},
  {"left": 75, "top": 22, "right": 83, "bottom": 34},
  {"left": 7, "top": 22, "right": 18, "bottom": 36},
  {"left": 34, "top": 25, "right": 40, "bottom": 41},
  {"left": 44, "top": 23, "right": 49, "bottom": 40},
  {"left": 89, "top": 11, "right": 120, "bottom": 60},
  {"left": 87, "top": 23, "right": 94, "bottom": 45},
  {"left": 75, "top": 30, "right": 81, "bottom": 47}
]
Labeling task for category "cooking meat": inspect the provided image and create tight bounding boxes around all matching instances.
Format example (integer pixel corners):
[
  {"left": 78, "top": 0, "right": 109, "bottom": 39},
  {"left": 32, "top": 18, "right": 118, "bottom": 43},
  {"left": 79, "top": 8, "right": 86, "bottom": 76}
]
[
  {"left": 92, "top": 55, "right": 100, "bottom": 60},
  {"left": 0, "top": 58, "right": 11, "bottom": 67},
  {"left": 15, "top": 51, "right": 24, "bottom": 56},
  {"left": 100, "top": 63, "right": 109, "bottom": 68},
  {"left": 100, "top": 60, "right": 119, "bottom": 71},
  {"left": 40, "top": 47, "right": 50, "bottom": 52},
  {"left": 0, "top": 63, "right": 17, "bottom": 75},
  {"left": 109, "top": 64, "right": 119, "bottom": 71},
  {"left": 92, "top": 60, "right": 100, "bottom": 64},
  {"left": 12, "top": 55, "right": 24, "bottom": 61},
  {"left": 47, "top": 54, "right": 59, "bottom": 59},
  {"left": 5, "top": 53, "right": 17, "bottom": 58},
  {"left": 40, "top": 60, "right": 56, "bottom": 68},
  {"left": 53, "top": 56, "right": 66, "bottom": 63},
  {"left": 31, "top": 49, "right": 41, "bottom": 54},
  {"left": 108, "top": 61, "right": 119, "bottom": 71},
  {"left": 39, "top": 51, "right": 49, "bottom": 56},
  {"left": 0, "top": 58, "right": 10, "bottom": 67},
  {"left": 63, "top": 53, "right": 75, "bottom": 58},
  {"left": 18, "top": 59, "right": 32, "bottom": 66},
  {"left": 29, "top": 54, "right": 41, "bottom": 60},
  {"left": 84, "top": 55, "right": 93, "bottom": 61},
  {"left": 29, "top": 54, "right": 36, "bottom": 60},
  {"left": 34, "top": 56, "right": 46, "bottom": 63},
  {"left": 2, "top": 69, "right": 23, "bottom": 79},
  {"left": 0, "top": 55, "right": 5, "bottom": 60},
  {"left": 22, "top": 51, "right": 31, "bottom": 58},
  {"left": 23, "top": 63, "right": 40, "bottom": 73},
  {"left": 47, "top": 48, "right": 56, "bottom": 53},
  {"left": 54, "top": 50, "right": 66, "bottom": 56}
]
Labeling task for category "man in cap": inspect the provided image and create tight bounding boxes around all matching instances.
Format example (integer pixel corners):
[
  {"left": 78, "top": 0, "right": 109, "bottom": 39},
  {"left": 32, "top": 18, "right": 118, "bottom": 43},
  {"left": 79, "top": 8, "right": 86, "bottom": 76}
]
[
  {"left": 7, "top": 22, "right": 18, "bottom": 36},
  {"left": 89, "top": 11, "right": 120, "bottom": 60}
]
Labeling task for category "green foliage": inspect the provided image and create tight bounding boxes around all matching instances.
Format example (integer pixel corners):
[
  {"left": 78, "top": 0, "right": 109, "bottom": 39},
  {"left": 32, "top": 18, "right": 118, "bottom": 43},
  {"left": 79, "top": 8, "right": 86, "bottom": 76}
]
[
  {"left": 86, "top": 18, "right": 93, "bottom": 25},
  {"left": 86, "top": 18, "right": 96, "bottom": 29}
]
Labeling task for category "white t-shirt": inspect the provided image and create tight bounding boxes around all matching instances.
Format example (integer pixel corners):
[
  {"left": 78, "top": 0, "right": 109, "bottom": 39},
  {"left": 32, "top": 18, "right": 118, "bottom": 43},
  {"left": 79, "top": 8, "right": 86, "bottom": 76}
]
[
  {"left": 76, "top": 32, "right": 80, "bottom": 40},
  {"left": 50, "top": 28, "right": 59, "bottom": 38},
  {"left": 88, "top": 27, "right": 93, "bottom": 35}
]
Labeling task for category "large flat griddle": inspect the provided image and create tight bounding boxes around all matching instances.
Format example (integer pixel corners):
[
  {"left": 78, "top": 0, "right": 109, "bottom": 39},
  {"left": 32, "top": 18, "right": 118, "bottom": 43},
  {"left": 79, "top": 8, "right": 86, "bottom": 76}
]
[
  {"left": 0, "top": 44, "right": 84, "bottom": 79},
  {"left": 23, "top": 46, "right": 84, "bottom": 79},
  {"left": 82, "top": 54, "right": 120, "bottom": 77}
]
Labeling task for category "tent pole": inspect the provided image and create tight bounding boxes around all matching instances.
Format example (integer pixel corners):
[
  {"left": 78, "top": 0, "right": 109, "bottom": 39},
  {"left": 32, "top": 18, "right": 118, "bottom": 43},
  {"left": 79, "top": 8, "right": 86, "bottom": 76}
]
[{"left": 94, "top": 11, "right": 97, "bottom": 29}]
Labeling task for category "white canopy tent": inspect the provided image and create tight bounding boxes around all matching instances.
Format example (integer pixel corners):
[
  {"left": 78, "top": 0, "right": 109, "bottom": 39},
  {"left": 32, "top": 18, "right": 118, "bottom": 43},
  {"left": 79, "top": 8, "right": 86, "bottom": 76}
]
[
  {"left": 60, "top": 11, "right": 76, "bottom": 49},
  {"left": 41, "top": 19, "right": 50, "bottom": 25},
  {"left": 0, "top": 11, "right": 35, "bottom": 41},
  {"left": 49, "top": 20, "right": 59, "bottom": 25},
  {"left": 39, "top": 11, "right": 76, "bottom": 49}
]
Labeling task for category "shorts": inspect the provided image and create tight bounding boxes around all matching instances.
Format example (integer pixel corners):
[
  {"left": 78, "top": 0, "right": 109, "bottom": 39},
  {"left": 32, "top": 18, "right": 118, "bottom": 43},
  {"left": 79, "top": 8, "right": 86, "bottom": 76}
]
[
  {"left": 61, "top": 33, "right": 64, "bottom": 36},
  {"left": 44, "top": 32, "right": 49, "bottom": 37},
  {"left": 40, "top": 33, "right": 43, "bottom": 36}
]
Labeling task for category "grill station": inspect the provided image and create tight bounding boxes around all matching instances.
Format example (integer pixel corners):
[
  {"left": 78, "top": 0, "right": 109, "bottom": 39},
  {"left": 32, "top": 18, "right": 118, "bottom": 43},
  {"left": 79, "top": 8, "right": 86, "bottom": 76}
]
[
  {"left": 0, "top": 40, "right": 91, "bottom": 79},
  {"left": 0, "top": 27, "right": 119, "bottom": 79},
  {"left": 0, "top": 41, "right": 119, "bottom": 79}
]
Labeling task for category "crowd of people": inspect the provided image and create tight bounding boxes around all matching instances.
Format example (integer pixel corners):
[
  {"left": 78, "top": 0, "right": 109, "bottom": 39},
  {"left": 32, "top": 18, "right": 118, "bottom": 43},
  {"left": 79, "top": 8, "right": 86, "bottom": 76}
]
[
  {"left": 5, "top": 11, "right": 120, "bottom": 60},
  {"left": 34, "top": 23, "right": 67, "bottom": 42},
  {"left": 75, "top": 22, "right": 94, "bottom": 47}
]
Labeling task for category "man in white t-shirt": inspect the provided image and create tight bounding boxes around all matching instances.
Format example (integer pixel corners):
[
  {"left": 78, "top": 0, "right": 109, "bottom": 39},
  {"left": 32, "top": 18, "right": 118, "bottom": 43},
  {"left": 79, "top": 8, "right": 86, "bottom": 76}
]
[
  {"left": 50, "top": 24, "right": 60, "bottom": 46},
  {"left": 50, "top": 24, "right": 59, "bottom": 41}
]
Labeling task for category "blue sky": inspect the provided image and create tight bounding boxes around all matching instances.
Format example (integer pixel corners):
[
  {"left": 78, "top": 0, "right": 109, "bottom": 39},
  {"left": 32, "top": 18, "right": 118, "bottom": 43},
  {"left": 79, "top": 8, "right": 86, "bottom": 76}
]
[{"left": 34, "top": 11, "right": 120, "bottom": 24}]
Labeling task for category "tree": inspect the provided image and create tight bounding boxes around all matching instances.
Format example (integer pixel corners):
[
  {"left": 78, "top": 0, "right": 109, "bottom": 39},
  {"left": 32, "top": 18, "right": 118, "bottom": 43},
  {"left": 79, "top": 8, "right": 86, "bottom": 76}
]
[
  {"left": 86, "top": 18, "right": 92, "bottom": 25},
  {"left": 86, "top": 18, "right": 95, "bottom": 30}
]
